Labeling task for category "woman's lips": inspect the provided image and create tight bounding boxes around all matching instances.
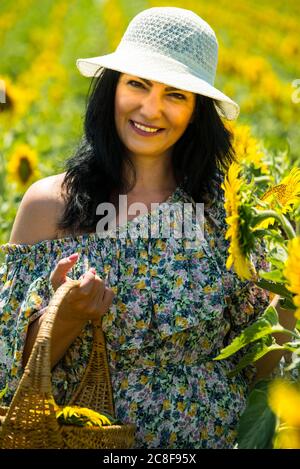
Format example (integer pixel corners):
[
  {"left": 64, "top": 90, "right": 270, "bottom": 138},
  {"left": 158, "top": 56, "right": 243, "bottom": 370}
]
[{"left": 129, "top": 120, "right": 165, "bottom": 137}]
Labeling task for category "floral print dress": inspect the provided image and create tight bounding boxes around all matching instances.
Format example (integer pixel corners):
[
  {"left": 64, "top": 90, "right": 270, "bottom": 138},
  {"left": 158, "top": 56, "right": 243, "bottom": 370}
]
[{"left": 0, "top": 179, "right": 271, "bottom": 449}]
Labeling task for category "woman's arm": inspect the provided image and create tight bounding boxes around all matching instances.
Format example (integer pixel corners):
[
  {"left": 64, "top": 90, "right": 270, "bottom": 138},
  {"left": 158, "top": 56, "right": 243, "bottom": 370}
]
[
  {"left": 253, "top": 294, "right": 297, "bottom": 382},
  {"left": 22, "top": 309, "right": 87, "bottom": 369}
]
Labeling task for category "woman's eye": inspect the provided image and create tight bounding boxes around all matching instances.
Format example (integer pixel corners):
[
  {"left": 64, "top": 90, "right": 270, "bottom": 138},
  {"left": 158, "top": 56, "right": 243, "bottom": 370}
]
[
  {"left": 127, "top": 81, "right": 186, "bottom": 100},
  {"left": 128, "top": 80, "right": 143, "bottom": 88},
  {"left": 170, "top": 93, "right": 186, "bottom": 100}
]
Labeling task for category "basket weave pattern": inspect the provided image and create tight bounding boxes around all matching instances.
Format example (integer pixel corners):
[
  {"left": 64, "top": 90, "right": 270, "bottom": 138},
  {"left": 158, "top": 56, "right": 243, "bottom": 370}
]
[{"left": 0, "top": 279, "right": 135, "bottom": 449}]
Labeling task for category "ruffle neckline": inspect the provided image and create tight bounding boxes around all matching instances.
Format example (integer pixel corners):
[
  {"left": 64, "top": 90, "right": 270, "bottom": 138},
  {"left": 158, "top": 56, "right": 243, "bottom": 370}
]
[{"left": 0, "top": 185, "right": 190, "bottom": 255}]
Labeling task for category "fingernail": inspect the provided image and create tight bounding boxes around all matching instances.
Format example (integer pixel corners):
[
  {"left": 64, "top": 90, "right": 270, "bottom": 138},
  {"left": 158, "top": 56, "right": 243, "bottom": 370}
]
[
  {"left": 69, "top": 253, "right": 79, "bottom": 260},
  {"left": 90, "top": 267, "right": 96, "bottom": 274}
]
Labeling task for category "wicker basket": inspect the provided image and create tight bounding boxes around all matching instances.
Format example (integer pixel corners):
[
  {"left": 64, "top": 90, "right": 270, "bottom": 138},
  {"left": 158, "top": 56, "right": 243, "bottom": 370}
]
[{"left": 0, "top": 279, "right": 136, "bottom": 449}]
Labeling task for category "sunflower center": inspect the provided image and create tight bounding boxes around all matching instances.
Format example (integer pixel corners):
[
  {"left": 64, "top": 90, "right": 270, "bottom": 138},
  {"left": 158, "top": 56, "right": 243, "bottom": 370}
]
[{"left": 18, "top": 156, "right": 33, "bottom": 183}]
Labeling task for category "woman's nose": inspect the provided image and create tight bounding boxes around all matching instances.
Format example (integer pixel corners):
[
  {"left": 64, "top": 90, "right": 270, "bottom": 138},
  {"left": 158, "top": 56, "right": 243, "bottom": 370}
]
[{"left": 139, "top": 91, "right": 163, "bottom": 119}]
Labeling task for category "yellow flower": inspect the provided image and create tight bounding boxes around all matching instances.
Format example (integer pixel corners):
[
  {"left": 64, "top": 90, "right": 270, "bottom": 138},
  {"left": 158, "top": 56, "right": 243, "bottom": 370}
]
[
  {"left": 188, "top": 403, "right": 197, "bottom": 417},
  {"left": 31, "top": 292, "right": 43, "bottom": 308},
  {"left": 274, "top": 426, "right": 300, "bottom": 449},
  {"left": 176, "top": 277, "right": 183, "bottom": 287},
  {"left": 227, "top": 123, "right": 268, "bottom": 173},
  {"left": 119, "top": 335, "right": 126, "bottom": 344},
  {"left": 156, "top": 240, "right": 166, "bottom": 250},
  {"left": 200, "top": 428, "right": 208, "bottom": 439},
  {"left": 222, "top": 163, "right": 256, "bottom": 281},
  {"left": 152, "top": 255, "right": 160, "bottom": 264},
  {"left": 268, "top": 379, "right": 300, "bottom": 448},
  {"left": 136, "top": 280, "right": 146, "bottom": 289},
  {"left": 201, "top": 338, "right": 210, "bottom": 350},
  {"left": 163, "top": 400, "right": 171, "bottom": 411},
  {"left": 257, "top": 168, "right": 300, "bottom": 228},
  {"left": 175, "top": 253, "right": 185, "bottom": 261},
  {"left": 140, "top": 375, "right": 148, "bottom": 385},
  {"left": 175, "top": 317, "right": 188, "bottom": 328},
  {"left": 145, "top": 432, "right": 155, "bottom": 443},
  {"left": 130, "top": 402, "right": 138, "bottom": 412},
  {"left": 177, "top": 402, "right": 185, "bottom": 412},
  {"left": 215, "top": 425, "right": 223, "bottom": 436},
  {"left": 56, "top": 406, "right": 113, "bottom": 427},
  {"left": 7, "top": 143, "right": 39, "bottom": 191},
  {"left": 136, "top": 320, "right": 146, "bottom": 329},
  {"left": 283, "top": 237, "right": 300, "bottom": 319},
  {"left": 117, "top": 301, "right": 127, "bottom": 313},
  {"left": 138, "top": 264, "right": 147, "bottom": 275},
  {"left": 121, "top": 378, "right": 128, "bottom": 390}
]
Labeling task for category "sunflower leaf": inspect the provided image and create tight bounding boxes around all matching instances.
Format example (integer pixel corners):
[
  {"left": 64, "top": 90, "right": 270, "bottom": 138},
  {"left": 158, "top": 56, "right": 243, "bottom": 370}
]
[
  {"left": 226, "top": 340, "right": 283, "bottom": 377},
  {"left": 237, "top": 380, "right": 276, "bottom": 449},
  {"left": 256, "top": 279, "right": 293, "bottom": 299},
  {"left": 214, "top": 306, "right": 284, "bottom": 360},
  {"left": 259, "top": 269, "right": 285, "bottom": 283}
]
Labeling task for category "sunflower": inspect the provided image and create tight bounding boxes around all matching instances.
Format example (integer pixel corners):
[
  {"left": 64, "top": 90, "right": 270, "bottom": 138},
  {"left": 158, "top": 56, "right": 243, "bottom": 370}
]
[
  {"left": 7, "top": 143, "right": 39, "bottom": 191},
  {"left": 226, "top": 122, "right": 268, "bottom": 174},
  {"left": 257, "top": 168, "right": 300, "bottom": 228},
  {"left": 268, "top": 379, "right": 300, "bottom": 449},
  {"left": 56, "top": 406, "right": 115, "bottom": 427},
  {"left": 283, "top": 236, "right": 300, "bottom": 319},
  {"left": 222, "top": 162, "right": 256, "bottom": 281}
]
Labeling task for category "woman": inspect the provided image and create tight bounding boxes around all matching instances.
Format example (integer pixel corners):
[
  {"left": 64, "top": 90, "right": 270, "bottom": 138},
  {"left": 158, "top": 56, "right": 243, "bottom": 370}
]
[{"left": 0, "top": 7, "right": 286, "bottom": 448}]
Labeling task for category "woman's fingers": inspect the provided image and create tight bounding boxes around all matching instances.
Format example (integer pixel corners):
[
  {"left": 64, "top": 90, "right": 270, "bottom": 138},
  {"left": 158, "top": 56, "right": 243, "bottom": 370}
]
[
  {"left": 50, "top": 255, "right": 116, "bottom": 321},
  {"left": 50, "top": 253, "right": 79, "bottom": 291},
  {"left": 99, "top": 287, "right": 115, "bottom": 315}
]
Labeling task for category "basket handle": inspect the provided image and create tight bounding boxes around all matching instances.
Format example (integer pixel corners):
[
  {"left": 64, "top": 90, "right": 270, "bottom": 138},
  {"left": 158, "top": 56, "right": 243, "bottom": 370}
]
[{"left": 1, "top": 279, "right": 115, "bottom": 448}]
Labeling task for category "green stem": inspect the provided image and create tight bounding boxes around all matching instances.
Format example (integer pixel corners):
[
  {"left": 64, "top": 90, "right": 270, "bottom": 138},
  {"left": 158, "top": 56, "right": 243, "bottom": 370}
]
[
  {"left": 278, "top": 327, "right": 300, "bottom": 340},
  {"left": 252, "top": 209, "right": 296, "bottom": 239}
]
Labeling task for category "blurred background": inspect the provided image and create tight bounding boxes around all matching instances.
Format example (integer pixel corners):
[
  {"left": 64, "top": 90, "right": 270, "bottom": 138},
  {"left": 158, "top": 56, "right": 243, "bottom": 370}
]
[{"left": 0, "top": 0, "right": 299, "bottom": 246}]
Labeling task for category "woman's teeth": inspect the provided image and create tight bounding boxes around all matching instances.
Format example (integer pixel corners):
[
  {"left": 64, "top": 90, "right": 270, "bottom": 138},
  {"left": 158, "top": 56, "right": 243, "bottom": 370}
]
[{"left": 132, "top": 121, "right": 160, "bottom": 133}]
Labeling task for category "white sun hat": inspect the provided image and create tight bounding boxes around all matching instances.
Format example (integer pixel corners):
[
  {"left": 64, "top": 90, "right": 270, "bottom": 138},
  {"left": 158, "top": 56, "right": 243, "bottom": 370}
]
[{"left": 76, "top": 7, "right": 239, "bottom": 120}]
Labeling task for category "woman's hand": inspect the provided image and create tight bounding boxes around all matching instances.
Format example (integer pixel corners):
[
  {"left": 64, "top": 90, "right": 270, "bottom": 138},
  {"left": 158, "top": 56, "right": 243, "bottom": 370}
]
[{"left": 49, "top": 253, "right": 115, "bottom": 323}]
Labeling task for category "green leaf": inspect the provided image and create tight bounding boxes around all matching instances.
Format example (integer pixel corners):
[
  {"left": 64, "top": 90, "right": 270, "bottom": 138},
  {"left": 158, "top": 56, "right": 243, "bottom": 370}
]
[
  {"left": 214, "top": 306, "right": 283, "bottom": 360},
  {"left": 237, "top": 380, "right": 276, "bottom": 449},
  {"left": 279, "top": 297, "right": 297, "bottom": 310},
  {"left": 259, "top": 270, "right": 285, "bottom": 283},
  {"left": 256, "top": 279, "right": 293, "bottom": 299},
  {"left": 227, "top": 340, "right": 283, "bottom": 377},
  {"left": 0, "top": 382, "right": 8, "bottom": 401}
]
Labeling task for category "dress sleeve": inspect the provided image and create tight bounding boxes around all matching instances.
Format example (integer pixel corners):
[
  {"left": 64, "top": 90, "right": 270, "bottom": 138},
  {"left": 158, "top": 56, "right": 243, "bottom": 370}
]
[{"left": 0, "top": 244, "right": 55, "bottom": 405}]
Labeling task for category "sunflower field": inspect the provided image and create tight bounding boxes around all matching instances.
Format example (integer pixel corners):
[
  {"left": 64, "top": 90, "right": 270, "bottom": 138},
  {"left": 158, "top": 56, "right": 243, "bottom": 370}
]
[{"left": 1, "top": 0, "right": 300, "bottom": 449}]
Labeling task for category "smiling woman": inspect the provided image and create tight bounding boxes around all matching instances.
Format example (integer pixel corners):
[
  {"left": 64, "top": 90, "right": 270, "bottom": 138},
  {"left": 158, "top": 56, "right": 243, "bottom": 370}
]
[
  {"left": 0, "top": 6, "right": 273, "bottom": 450},
  {"left": 114, "top": 73, "right": 196, "bottom": 166}
]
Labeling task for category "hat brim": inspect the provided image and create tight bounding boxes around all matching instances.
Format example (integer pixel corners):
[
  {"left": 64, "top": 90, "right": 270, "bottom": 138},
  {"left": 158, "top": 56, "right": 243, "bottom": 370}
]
[{"left": 76, "top": 50, "right": 239, "bottom": 120}]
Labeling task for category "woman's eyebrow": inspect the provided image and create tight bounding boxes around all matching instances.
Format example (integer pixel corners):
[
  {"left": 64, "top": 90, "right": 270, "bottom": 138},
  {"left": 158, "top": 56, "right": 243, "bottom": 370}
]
[{"left": 134, "top": 77, "right": 185, "bottom": 93}]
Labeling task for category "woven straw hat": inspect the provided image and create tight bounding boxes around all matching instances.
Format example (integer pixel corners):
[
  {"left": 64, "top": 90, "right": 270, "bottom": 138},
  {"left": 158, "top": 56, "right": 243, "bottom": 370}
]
[{"left": 76, "top": 7, "right": 239, "bottom": 120}]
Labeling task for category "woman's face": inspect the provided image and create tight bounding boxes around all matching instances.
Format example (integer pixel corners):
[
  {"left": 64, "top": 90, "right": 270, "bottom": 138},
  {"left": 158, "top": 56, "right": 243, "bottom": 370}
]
[{"left": 114, "top": 73, "right": 196, "bottom": 159}]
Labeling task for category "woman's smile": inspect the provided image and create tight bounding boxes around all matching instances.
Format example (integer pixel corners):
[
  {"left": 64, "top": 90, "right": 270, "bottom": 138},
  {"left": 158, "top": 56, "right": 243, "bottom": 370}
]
[
  {"left": 129, "top": 119, "right": 165, "bottom": 137},
  {"left": 114, "top": 73, "right": 195, "bottom": 158}
]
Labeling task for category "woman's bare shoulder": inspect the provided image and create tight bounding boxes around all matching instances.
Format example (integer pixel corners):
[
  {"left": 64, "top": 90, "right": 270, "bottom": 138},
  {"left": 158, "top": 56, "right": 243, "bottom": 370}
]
[{"left": 9, "top": 172, "right": 68, "bottom": 245}]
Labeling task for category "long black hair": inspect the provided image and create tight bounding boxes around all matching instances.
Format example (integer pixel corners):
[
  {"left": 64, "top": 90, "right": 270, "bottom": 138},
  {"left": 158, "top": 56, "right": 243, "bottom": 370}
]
[{"left": 57, "top": 68, "right": 235, "bottom": 236}]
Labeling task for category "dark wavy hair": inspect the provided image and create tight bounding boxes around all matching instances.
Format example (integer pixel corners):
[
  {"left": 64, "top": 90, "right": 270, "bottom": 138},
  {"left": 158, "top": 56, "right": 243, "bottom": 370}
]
[{"left": 57, "top": 68, "right": 236, "bottom": 236}]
